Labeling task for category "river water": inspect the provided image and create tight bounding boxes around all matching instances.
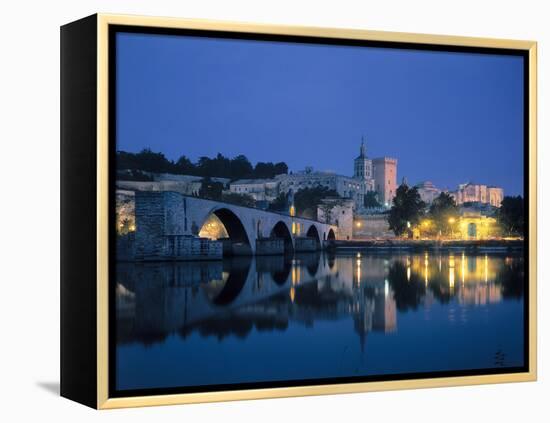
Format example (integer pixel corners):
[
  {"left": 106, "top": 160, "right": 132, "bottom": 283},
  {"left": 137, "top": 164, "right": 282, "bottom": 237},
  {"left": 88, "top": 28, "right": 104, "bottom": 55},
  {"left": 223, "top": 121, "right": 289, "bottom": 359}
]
[{"left": 115, "top": 251, "right": 525, "bottom": 392}]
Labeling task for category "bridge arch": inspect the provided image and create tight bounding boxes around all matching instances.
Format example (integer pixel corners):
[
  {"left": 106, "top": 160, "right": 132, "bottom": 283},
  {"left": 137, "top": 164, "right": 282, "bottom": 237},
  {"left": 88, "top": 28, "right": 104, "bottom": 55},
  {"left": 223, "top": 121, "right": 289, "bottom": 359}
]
[
  {"left": 306, "top": 224, "right": 321, "bottom": 249},
  {"left": 199, "top": 207, "right": 252, "bottom": 255},
  {"left": 327, "top": 228, "right": 336, "bottom": 241},
  {"left": 270, "top": 221, "right": 295, "bottom": 254}
]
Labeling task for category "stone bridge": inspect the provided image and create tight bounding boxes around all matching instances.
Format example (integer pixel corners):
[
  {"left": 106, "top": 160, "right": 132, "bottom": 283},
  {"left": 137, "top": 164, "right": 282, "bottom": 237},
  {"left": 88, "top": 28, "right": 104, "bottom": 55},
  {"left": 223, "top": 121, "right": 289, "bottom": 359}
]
[{"left": 134, "top": 191, "right": 339, "bottom": 260}]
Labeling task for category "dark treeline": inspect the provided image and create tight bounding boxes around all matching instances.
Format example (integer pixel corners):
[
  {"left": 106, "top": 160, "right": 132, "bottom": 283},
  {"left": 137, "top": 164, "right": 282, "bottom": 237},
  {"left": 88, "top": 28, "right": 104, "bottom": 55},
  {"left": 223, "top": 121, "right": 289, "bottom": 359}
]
[{"left": 117, "top": 149, "right": 288, "bottom": 180}]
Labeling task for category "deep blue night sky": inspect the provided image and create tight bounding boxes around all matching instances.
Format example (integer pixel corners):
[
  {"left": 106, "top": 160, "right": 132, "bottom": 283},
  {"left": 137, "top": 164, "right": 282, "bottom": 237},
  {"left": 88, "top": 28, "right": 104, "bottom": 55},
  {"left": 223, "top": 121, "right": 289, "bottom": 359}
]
[{"left": 116, "top": 32, "right": 524, "bottom": 195}]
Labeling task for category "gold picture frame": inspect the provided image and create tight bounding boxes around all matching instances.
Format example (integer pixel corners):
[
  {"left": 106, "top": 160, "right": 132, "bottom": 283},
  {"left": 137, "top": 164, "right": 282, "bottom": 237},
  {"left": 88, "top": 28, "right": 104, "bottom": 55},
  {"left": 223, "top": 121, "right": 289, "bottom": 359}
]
[{"left": 61, "top": 13, "right": 537, "bottom": 409}]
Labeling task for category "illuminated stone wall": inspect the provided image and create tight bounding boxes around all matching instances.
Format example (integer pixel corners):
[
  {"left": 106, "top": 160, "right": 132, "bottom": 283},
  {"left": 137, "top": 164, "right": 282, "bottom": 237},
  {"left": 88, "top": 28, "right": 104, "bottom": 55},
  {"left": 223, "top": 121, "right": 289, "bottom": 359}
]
[
  {"left": 116, "top": 190, "right": 135, "bottom": 235},
  {"left": 352, "top": 214, "right": 393, "bottom": 239}
]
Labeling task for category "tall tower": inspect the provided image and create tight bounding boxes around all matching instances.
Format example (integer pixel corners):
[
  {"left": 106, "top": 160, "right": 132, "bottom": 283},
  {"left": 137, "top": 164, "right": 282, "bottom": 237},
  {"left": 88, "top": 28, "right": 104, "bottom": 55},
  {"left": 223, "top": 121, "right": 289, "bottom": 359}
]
[
  {"left": 353, "top": 137, "right": 373, "bottom": 181},
  {"left": 373, "top": 157, "right": 398, "bottom": 207}
]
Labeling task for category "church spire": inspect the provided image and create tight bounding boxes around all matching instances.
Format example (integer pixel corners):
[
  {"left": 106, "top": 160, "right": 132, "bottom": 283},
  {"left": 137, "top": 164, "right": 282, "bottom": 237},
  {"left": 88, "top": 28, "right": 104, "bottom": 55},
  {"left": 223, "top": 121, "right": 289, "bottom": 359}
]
[{"left": 359, "top": 136, "right": 367, "bottom": 158}]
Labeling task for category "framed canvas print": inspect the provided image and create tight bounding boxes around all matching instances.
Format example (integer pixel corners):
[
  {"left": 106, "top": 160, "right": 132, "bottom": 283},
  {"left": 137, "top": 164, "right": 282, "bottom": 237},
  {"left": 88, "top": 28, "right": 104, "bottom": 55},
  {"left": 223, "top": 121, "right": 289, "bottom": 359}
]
[{"left": 60, "top": 14, "right": 537, "bottom": 409}]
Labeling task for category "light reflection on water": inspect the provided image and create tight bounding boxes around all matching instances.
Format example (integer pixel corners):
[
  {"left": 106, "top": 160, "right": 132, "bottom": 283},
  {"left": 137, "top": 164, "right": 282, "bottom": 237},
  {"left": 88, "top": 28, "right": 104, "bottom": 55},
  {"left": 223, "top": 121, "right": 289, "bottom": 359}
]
[{"left": 115, "top": 252, "right": 525, "bottom": 391}]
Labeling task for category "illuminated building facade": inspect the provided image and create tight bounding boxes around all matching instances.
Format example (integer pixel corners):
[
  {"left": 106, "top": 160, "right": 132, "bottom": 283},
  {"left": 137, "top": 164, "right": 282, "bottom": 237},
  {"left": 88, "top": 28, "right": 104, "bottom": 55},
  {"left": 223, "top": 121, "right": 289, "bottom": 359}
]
[
  {"left": 416, "top": 211, "right": 500, "bottom": 240},
  {"left": 450, "top": 183, "right": 504, "bottom": 207},
  {"left": 456, "top": 212, "right": 500, "bottom": 240}
]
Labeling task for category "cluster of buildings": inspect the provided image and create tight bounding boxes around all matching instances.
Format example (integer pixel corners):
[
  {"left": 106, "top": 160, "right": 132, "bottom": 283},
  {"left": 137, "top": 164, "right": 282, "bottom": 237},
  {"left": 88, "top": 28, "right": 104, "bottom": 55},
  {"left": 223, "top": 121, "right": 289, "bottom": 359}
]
[
  {"left": 230, "top": 139, "right": 398, "bottom": 210},
  {"left": 229, "top": 141, "right": 504, "bottom": 215},
  {"left": 351, "top": 179, "right": 505, "bottom": 241}
]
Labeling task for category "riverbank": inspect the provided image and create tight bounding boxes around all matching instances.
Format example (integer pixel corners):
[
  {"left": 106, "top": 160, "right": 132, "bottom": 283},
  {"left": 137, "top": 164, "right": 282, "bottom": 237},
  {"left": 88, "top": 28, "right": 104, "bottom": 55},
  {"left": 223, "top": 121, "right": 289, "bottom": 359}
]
[{"left": 331, "top": 238, "right": 524, "bottom": 253}]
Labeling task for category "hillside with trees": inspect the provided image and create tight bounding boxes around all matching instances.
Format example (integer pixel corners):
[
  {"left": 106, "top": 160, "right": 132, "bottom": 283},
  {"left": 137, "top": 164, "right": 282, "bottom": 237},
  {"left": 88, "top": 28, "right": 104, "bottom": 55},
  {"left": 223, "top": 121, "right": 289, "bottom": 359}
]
[{"left": 116, "top": 149, "right": 288, "bottom": 181}]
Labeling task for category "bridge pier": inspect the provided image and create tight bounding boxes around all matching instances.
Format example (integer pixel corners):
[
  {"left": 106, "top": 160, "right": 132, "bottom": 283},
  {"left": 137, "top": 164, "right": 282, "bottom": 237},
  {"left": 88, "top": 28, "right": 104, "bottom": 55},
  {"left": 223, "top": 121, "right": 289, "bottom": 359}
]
[
  {"left": 255, "top": 238, "right": 285, "bottom": 255},
  {"left": 220, "top": 238, "right": 253, "bottom": 256},
  {"left": 295, "top": 237, "right": 318, "bottom": 252}
]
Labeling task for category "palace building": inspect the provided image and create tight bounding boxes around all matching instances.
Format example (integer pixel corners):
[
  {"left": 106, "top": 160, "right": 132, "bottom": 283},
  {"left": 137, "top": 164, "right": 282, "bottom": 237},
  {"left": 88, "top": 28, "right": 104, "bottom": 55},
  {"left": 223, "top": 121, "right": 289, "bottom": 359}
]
[
  {"left": 275, "top": 168, "right": 371, "bottom": 209},
  {"left": 228, "top": 138, "right": 398, "bottom": 210},
  {"left": 449, "top": 183, "right": 504, "bottom": 207}
]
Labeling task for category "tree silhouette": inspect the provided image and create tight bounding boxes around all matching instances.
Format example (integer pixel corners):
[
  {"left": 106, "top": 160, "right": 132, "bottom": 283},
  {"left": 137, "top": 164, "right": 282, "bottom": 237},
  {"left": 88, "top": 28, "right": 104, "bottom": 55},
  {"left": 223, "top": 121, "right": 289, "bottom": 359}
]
[
  {"left": 429, "top": 192, "right": 459, "bottom": 236},
  {"left": 268, "top": 192, "right": 289, "bottom": 212},
  {"left": 498, "top": 196, "right": 524, "bottom": 236},
  {"left": 254, "top": 162, "right": 288, "bottom": 179},
  {"left": 117, "top": 148, "right": 175, "bottom": 173},
  {"left": 294, "top": 187, "right": 340, "bottom": 219},
  {"left": 174, "top": 155, "right": 195, "bottom": 174},
  {"left": 116, "top": 149, "right": 288, "bottom": 181},
  {"left": 388, "top": 184, "right": 426, "bottom": 236},
  {"left": 198, "top": 177, "right": 224, "bottom": 200},
  {"left": 364, "top": 191, "right": 381, "bottom": 208}
]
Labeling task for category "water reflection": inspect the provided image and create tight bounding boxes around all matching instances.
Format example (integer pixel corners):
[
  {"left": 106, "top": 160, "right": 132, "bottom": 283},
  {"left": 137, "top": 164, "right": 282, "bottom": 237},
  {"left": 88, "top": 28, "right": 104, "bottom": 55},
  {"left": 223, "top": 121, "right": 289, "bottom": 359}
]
[{"left": 116, "top": 252, "right": 525, "bottom": 390}]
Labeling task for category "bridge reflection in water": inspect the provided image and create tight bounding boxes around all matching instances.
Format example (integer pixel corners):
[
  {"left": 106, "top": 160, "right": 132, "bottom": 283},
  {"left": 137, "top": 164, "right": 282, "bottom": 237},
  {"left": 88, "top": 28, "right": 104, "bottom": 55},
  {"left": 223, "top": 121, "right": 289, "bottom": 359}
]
[{"left": 115, "top": 252, "right": 525, "bottom": 391}]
